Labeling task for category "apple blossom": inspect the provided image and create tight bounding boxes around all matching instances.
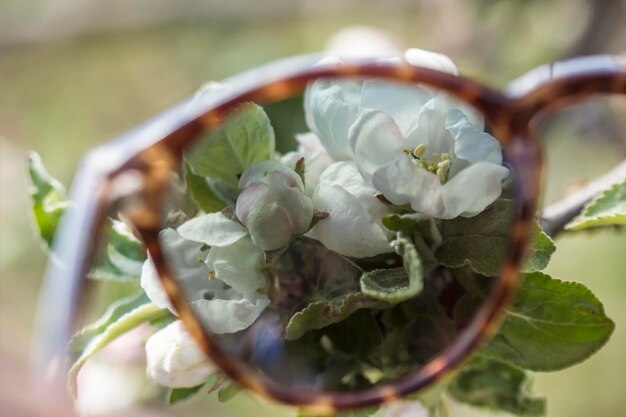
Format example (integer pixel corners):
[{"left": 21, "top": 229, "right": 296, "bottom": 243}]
[
  {"left": 349, "top": 94, "right": 509, "bottom": 219},
  {"left": 145, "top": 320, "right": 216, "bottom": 388},
  {"left": 236, "top": 160, "right": 314, "bottom": 251}
]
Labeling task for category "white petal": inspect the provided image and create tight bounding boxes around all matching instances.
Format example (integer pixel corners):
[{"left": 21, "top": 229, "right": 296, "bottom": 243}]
[
  {"left": 304, "top": 79, "right": 362, "bottom": 160},
  {"left": 452, "top": 122, "right": 503, "bottom": 165},
  {"left": 190, "top": 293, "right": 270, "bottom": 334},
  {"left": 140, "top": 258, "right": 173, "bottom": 312},
  {"left": 141, "top": 229, "right": 219, "bottom": 314},
  {"left": 348, "top": 110, "right": 405, "bottom": 181},
  {"left": 177, "top": 212, "right": 247, "bottom": 247},
  {"left": 281, "top": 133, "right": 336, "bottom": 198},
  {"left": 205, "top": 236, "right": 266, "bottom": 294},
  {"left": 360, "top": 80, "right": 432, "bottom": 135},
  {"left": 404, "top": 48, "right": 458, "bottom": 75},
  {"left": 308, "top": 182, "right": 392, "bottom": 258},
  {"left": 145, "top": 321, "right": 215, "bottom": 388},
  {"left": 295, "top": 132, "right": 327, "bottom": 155},
  {"left": 318, "top": 161, "right": 390, "bottom": 223},
  {"left": 405, "top": 96, "right": 455, "bottom": 158},
  {"left": 239, "top": 160, "right": 304, "bottom": 191},
  {"left": 441, "top": 162, "right": 509, "bottom": 219},
  {"left": 372, "top": 157, "right": 444, "bottom": 216}
]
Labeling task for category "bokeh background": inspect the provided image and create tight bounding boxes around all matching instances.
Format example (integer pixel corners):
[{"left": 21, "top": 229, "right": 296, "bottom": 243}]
[{"left": 1, "top": 1, "right": 625, "bottom": 416}]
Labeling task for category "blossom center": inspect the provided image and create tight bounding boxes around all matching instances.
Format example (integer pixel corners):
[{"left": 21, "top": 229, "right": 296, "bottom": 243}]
[{"left": 403, "top": 144, "right": 453, "bottom": 184}]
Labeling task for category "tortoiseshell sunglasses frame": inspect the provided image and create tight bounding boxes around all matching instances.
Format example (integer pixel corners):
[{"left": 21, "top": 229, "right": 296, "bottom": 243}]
[{"left": 35, "top": 53, "right": 626, "bottom": 415}]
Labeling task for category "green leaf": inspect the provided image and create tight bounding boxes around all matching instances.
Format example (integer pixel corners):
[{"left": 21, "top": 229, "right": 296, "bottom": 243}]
[
  {"left": 324, "top": 310, "right": 383, "bottom": 358},
  {"left": 169, "top": 384, "right": 206, "bottom": 405},
  {"left": 382, "top": 213, "right": 442, "bottom": 252},
  {"left": 68, "top": 292, "right": 169, "bottom": 394},
  {"left": 285, "top": 292, "right": 388, "bottom": 341},
  {"left": 449, "top": 357, "right": 545, "bottom": 416},
  {"left": 169, "top": 372, "right": 226, "bottom": 404},
  {"left": 184, "top": 162, "right": 227, "bottom": 213},
  {"left": 481, "top": 272, "right": 614, "bottom": 371},
  {"left": 186, "top": 103, "right": 275, "bottom": 192},
  {"left": 436, "top": 198, "right": 554, "bottom": 276},
  {"left": 522, "top": 225, "right": 555, "bottom": 273},
  {"left": 566, "top": 178, "right": 626, "bottom": 230},
  {"left": 27, "top": 152, "right": 70, "bottom": 249},
  {"left": 89, "top": 219, "right": 147, "bottom": 282},
  {"left": 360, "top": 233, "right": 424, "bottom": 303},
  {"left": 217, "top": 382, "right": 241, "bottom": 403}
]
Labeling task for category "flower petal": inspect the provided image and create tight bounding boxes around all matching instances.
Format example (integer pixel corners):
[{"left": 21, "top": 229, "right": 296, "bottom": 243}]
[
  {"left": 205, "top": 236, "right": 266, "bottom": 294},
  {"left": 318, "top": 161, "right": 390, "bottom": 222},
  {"left": 308, "top": 181, "right": 392, "bottom": 258},
  {"left": 442, "top": 162, "right": 509, "bottom": 219},
  {"left": 190, "top": 293, "right": 270, "bottom": 334},
  {"left": 304, "top": 79, "right": 362, "bottom": 160},
  {"left": 145, "top": 320, "right": 215, "bottom": 388},
  {"left": 141, "top": 228, "right": 220, "bottom": 314},
  {"left": 404, "top": 48, "right": 458, "bottom": 75},
  {"left": 405, "top": 95, "right": 456, "bottom": 158},
  {"left": 452, "top": 122, "right": 503, "bottom": 165},
  {"left": 238, "top": 160, "right": 304, "bottom": 191},
  {"left": 372, "top": 157, "right": 444, "bottom": 216},
  {"left": 348, "top": 110, "right": 405, "bottom": 181},
  {"left": 360, "top": 80, "right": 432, "bottom": 135},
  {"left": 177, "top": 212, "right": 247, "bottom": 247}
]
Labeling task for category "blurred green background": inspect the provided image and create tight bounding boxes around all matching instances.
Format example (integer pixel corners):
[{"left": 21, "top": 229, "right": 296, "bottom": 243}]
[{"left": 1, "top": 1, "right": 625, "bottom": 416}]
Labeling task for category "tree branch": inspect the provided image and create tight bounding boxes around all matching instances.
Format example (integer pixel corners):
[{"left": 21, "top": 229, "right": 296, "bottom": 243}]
[{"left": 539, "top": 160, "right": 626, "bottom": 238}]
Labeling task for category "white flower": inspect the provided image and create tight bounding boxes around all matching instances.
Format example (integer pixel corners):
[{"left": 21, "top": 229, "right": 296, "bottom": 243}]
[
  {"left": 304, "top": 48, "right": 461, "bottom": 163},
  {"left": 204, "top": 235, "right": 266, "bottom": 294},
  {"left": 145, "top": 320, "right": 216, "bottom": 388},
  {"left": 349, "top": 94, "right": 509, "bottom": 219},
  {"left": 308, "top": 161, "right": 393, "bottom": 258},
  {"left": 281, "top": 133, "right": 335, "bottom": 197},
  {"left": 140, "top": 224, "right": 269, "bottom": 334},
  {"left": 140, "top": 228, "right": 221, "bottom": 314},
  {"left": 236, "top": 160, "right": 314, "bottom": 251}
]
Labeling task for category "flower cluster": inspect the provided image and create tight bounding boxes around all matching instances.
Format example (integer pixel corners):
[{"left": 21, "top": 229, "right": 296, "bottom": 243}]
[{"left": 141, "top": 48, "right": 509, "bottom": 390}]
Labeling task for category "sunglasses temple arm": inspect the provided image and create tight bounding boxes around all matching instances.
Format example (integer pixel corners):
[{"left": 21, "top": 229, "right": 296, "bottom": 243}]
[{"left": 31, "top": 156, "right": 109, "bottom": 384}]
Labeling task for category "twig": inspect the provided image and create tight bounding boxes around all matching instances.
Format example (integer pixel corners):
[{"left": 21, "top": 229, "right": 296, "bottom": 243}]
[{"left": 539, "top": 160, "right": 626, "bottom": 238}]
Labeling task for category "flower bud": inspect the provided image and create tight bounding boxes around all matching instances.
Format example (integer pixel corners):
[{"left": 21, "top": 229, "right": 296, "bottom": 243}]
[
  {"left": 236, "top": 161, "right": 314, "bottom": 251},
  {"left": 145, "top": 321, "right": 215, "bottom": 388}
]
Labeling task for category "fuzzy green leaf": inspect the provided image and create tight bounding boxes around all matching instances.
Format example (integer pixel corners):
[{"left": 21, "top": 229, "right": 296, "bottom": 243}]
[
  {"left": 382, "top": 213, "right": 442, "bottom": 252},
  {"left": 27, "top": 152, "right": 70, "bottom": 249},
  {"left": 449, "top": 357, "right": 545, "bottom": 416},
  {"left": 285, "top": 292, "right": 388, "bottom": 341},
  {"left": 481, "top": 272, "right": 614, "bottom": 371},
  {"left": 360, "top": 233, "right": 423, "bottom": 303},
  {"left": 184, "top": 162, "right": 228, "bottom": 213},
  {"left": 566, "top": 178, "right": 626, "bottom": 230},
  {"left": 68, "top": 292, "right": 169, "bottom": 395},
  {"left": 186, "top": 103, "right": 275, "bottom": 193},
  {"left": 436, "top": 198, "right": 554, "bottom": 276}
]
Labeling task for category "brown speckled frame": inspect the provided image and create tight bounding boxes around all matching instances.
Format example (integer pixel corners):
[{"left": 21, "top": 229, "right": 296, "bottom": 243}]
[{"left": 35, "top": 54, "right": 626, "bottom": 415}]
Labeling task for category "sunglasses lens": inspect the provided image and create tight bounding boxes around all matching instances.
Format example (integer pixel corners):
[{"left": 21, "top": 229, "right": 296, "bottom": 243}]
[
  {"left": 153, "top": 77, "right": 523, "bottom": 392},
  {"left": 535, "top": 94, "right": 626, "bottom": 208}
]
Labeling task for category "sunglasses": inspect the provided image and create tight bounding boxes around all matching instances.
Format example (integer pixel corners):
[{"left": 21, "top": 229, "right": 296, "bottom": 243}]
[{"left": 34, "top": 52, "right": 626, "bottom": 415}]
